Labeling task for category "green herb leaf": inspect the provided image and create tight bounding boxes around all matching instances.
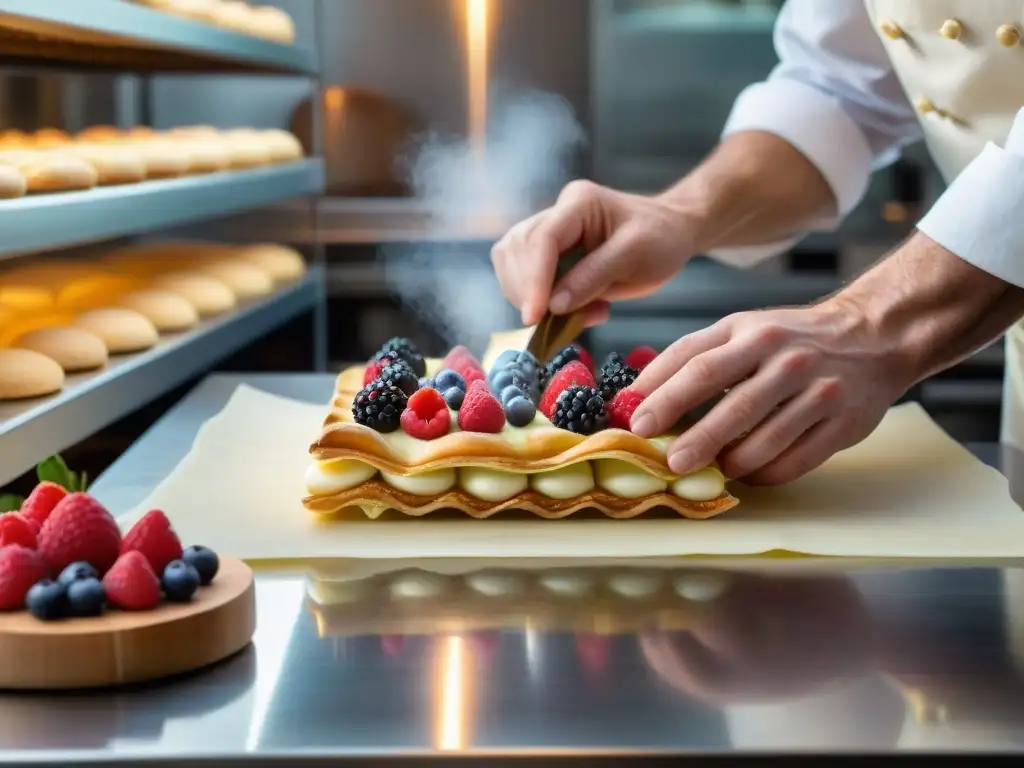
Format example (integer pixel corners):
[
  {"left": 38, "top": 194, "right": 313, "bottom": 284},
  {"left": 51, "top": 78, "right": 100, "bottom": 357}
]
[
  {"left": 36, "top": 455, "right": 75, "bottom": 490},
  {"left": 0, "top": 494, "right": 24, "bottom": 514},
  {"left": 78, "top": 471, "right": 89, "bottom": 492}
]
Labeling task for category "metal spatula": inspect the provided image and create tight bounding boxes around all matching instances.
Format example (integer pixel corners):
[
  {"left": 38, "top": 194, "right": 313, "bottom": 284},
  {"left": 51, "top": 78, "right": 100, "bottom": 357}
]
[{"left": 525, "top": 247, "right": 587, "bottom": 363}]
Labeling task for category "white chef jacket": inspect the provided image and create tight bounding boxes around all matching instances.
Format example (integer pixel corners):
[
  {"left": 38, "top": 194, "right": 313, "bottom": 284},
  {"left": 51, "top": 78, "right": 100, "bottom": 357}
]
[{"left": 709, "top": 0, "right": 1024, "bottom": 291}]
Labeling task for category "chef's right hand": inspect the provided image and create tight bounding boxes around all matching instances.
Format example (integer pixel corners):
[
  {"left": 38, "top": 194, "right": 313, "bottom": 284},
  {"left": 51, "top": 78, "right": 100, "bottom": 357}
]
[{"left": 490, "top": 180, "right": 700, "bottom": 327}]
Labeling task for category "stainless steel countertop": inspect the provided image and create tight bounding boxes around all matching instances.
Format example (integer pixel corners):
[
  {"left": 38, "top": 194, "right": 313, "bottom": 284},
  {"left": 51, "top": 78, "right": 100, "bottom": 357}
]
[{"left": 4, "top": 374, "right": 1024, "bottom": 763}]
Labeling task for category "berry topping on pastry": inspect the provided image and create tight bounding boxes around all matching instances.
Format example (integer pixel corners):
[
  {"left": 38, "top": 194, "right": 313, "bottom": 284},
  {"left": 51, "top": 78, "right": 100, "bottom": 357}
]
[
  {"left": 434, "top": 368, "right": 467, "bottom": 393},
  {"left": 377, "top": 337, "right": 426, "bottom": 377},
  {"left": 353, "top": 380, "right": 408, "bottom": 433},
  {"left": 625, "top": 346, "right": 658, "bottom": 371},
  {"left": 552, "top": 385, "right": 607, "bottom": 434},
  {"left": 541, "top": 344, "right": 585, "bottom": 387},
  {"left": 505, "top": 395, "right": 537, "bottom": 427},
  {"left": 458, "top": 383, "right": 506, "bottom": 433},
  {"left": 378, "top": 359, "right": 420, "bottom": 396},
  {"left": 608, "top": 388, "right": 646, "bottom": 431},
  {"left": 491, "top": 367, "right": 538, "bottom": 403},
  {"left": 539, "top": 360, "right": 596, "bottom": 419},
  {"left": 599, "top": 358, "right": 639, "bottom": 403},
  {"left": 401, "top": 387, "right": 452, "bottom": 440},
  {"left": 442, "top": 386, "right": 465, "bottom": 410},
  {"left": 572, "top": 343, "right": 594, "bottom": 373},
  {"left": 363, "top": 356, "right": 394, "bottom": 386}
]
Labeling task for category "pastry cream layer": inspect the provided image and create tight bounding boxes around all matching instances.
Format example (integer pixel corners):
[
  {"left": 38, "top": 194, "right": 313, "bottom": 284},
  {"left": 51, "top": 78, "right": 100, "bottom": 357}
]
[{"left": 304, "top": 457, "right": 726, "bottom": 503}]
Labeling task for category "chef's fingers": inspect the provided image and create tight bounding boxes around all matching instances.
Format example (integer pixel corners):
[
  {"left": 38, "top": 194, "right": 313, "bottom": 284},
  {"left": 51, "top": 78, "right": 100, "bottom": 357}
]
[
  {"left": 664, "top": 351, "right": 811, "bottom": 475},
  {"left": 581, "top": 299, "right": 612, "bottom": 328},
  {"left": 631, "top": 337, "right": 761, "bottom": 439},
  {"left": 549, "top": 223, "right": 637, "bottom": 314},
  {"left": 632, "top": 323, "right": 729, "bottom": 397},
  {"left": 718, "top": 378, "right": 845, "bottom": 480},
  {"left": 741, "top": 416, "right": 852, "bottom": 486}
]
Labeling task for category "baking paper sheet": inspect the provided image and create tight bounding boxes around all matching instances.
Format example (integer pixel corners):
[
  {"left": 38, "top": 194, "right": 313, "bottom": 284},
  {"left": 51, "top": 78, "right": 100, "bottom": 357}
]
[{"left": 123, "top": 384, "right": 1024, "bottom": 562}]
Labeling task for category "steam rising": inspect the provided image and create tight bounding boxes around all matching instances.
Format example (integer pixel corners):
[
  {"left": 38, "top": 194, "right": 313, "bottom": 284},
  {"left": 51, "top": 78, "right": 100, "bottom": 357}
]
[{"left": 380, "top": 91, "right": 586, "bottom": 352}]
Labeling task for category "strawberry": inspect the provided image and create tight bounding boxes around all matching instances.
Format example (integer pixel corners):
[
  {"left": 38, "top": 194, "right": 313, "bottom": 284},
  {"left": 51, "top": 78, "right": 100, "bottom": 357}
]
[
  {"left": 572, "top": 344, "right": 595, "bottom": 373},
  {"left": 400, "top": 388, "right": 452, "bottom": 440},
  {"left": 608, "top": 388, "right": 646, "bottom": 431},
  {"left": 0, "top": 514, "right": 37, "bottom": 549},
  {"left": 19, "top": 481, "right": 67, "bottom": 529},
  {"left": 102, "top": 551, "right": 161, "bottom": 611},
  {"left": 120, "top": 509, "right": 183, "bottom": 575},
  {"left": 625, "top": 346, "right": 658, "bottom": 371},
  {"left": 38, "top": 493, "right": 122, "bottom": 576},
  {"left": 458, "top": 385, "right": 506, "bottom": 433},
  {"left": 363, "top": 357, "right": 393, "bottom": 386},
  {"left": 0, "top": 545, "right": 47, "bottom": 610},
  {"left": 538, "top": 360, "right": 596, "bottom": 418}
]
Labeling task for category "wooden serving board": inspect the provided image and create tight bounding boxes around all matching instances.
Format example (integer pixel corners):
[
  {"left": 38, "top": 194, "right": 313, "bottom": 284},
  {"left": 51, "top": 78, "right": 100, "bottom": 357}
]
[{"left": 0, "top": 555, "right": 255, "bottom": 690}]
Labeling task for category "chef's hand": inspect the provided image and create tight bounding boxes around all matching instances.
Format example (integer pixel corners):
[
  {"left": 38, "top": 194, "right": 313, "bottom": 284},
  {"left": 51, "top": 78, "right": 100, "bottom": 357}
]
[
  {"left": 490, "top": 180, "right": 700, "bottom": 326},
  {"left": 629, "top": 298, "right": 915, "bottom": 485}
]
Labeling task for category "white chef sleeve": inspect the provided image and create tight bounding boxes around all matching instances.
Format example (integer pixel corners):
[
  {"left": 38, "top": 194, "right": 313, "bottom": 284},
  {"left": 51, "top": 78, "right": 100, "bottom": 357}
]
[
  {"left": 709, "top": 0, "right": 922, "bottom": 268},
  {"left": 916, "top": 108, "right": 1024, "bottom": 289}
]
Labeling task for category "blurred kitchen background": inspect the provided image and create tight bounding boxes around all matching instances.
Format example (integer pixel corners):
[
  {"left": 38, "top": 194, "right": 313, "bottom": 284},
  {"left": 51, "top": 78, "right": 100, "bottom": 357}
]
[{"left": 0, "top": 0, "right": 999, "bottom": 462}]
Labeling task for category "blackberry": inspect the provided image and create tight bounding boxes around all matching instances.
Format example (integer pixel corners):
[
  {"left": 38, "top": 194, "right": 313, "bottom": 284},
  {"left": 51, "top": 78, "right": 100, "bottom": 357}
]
[
  {"left": 541, "top": 344, "right": 582, "bottom": 389},
  {"left": 602, "top": 352, "right": 626, "bottom": 371},
  {"left": 598, "top": 360, "right": 639, "bottom": 403},
  {"left": 378, "top": 360, "right": 419, "bottom": 396},
  {"left": 551, "top": 385, "right": 607, "bottom": 435},
  {"left": 376, "top": 337, "right": 426, "bottom": 377},
  {"left": 352, "top": 380, "right": 407, "bottom": 433}
]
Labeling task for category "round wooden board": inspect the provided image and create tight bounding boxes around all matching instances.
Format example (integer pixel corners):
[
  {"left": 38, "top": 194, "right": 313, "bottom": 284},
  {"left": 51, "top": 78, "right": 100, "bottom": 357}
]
[{"left": 0, "top": 555, "right": 255, "bottom": 690}]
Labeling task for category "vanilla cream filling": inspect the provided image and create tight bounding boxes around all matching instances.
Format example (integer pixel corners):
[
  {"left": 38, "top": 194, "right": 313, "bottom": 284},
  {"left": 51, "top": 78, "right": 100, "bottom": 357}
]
[
  {"left": 530, "top": 462, "right": 595, "bottom": 499},
  {"left": 594, "top": 459, "right": 668, "bottom": 498},
  {"left": 459, "top": 466, "right": 529, "bottom": 502},
  {"left": 671, "top": 467, "right": 726, "bottom": 502},
  {"left": 304, "top": 459, "right": 377, "bottom": 495},
  {"left": 380, "top": 468, "right": 457, "bottom": 496}
]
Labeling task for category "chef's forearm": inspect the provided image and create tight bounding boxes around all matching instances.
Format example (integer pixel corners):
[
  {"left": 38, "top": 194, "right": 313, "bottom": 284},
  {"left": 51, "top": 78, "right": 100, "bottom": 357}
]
[
  {"left": 834, "top": 232, "right": 1024, "bottom": 385},
  {"left": 658, "top": 131, "right": 838, "bottom": 253}
]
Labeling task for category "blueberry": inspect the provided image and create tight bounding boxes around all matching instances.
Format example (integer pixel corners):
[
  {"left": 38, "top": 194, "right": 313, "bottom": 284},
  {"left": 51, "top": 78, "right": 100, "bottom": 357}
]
[
  {"left": 66, "top": 578, "right": 105, "bottom": 617},
  {"left": 182, "top": 545, "right": 219, "bottom": 586},
  {"left": 418, "top": 377, "right": 434, "bottom": 390},
  {"left": 434, "top": 368, "right": 466, "bottom": 393},
  {"left": 493, "top": 350, "right": 520, "bottom": 371},
  {"left": 442, "top": 386, "right": 465, "bottom": 410},
  {"left": 57, "top": 561, "right": 98, "bottom": 589},
  {"left": 25, "top": 579, "right": 66, "bottom": 621},
  {"left": 162, "top": 560, "right": 201, "bottom": 602},
  {"left": 500, "top": 385, "right": 527, "bottom": 406},
  {"left": 491, "top": 369, "right": 517, "bottom": 393},
  {"left": 505, "top": 396, "right": 537, "bottom": 427}
]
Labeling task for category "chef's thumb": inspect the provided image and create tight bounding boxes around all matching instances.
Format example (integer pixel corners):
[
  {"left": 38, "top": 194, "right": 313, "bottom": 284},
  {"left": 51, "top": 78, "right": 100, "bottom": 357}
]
[{"left": 549, "top": 227, "right": 632, "bottom": 314}]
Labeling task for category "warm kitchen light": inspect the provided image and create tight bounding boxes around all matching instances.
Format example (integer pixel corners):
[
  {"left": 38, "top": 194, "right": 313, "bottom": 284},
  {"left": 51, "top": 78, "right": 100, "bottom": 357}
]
[
  {"left": 465, "top": 0, "right": 491, "bottom": 157},
  {"left": 435, "top": 634, "right": 470, "bottom": 751}
]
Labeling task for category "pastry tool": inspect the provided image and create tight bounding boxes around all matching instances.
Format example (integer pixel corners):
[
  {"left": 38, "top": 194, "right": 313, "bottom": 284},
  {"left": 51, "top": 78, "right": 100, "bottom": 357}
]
[{"left": 525, "top": 247, "right": 588, "bottom": 362}]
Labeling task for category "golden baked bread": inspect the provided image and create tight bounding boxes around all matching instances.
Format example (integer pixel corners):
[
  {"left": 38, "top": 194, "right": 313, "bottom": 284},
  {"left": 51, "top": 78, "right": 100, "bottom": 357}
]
[
  {"left": 12, "top": 327, "right": 109, "bottom": 373},
  {"left": 31, "top": 128, "right": 71, "bottom": 149},
  {"left": 0, "top": 348, "right": 65, "bottom": 400},
  {"left": 74, "top": 308, "right": 159, "bottom": 354},
  {"left": 63, "top": 143, "right": 147, "bottom": 186},
  {"left": 194, "top": 258, "right": 274, "bottom": 299},
  {"left": 0, "top": 163, "right": 26, "bottom": 199},
  {"left": 0, "top": 150, "right": 98, "bottom": 193},
  {"left": 118, "top": 289, "right": 200, "bottom": 332},
  {"left": 238, "top": 243, "right": 305, "bottom": 282},
  {"left": 304, "top": 334, "right": 738, "bottom": 520},
  {"left": 249, "top": 6, "right": 296, "bottom": 44},
  {"left": 149, "top": 272, "right": 237, "bottom": 316}
]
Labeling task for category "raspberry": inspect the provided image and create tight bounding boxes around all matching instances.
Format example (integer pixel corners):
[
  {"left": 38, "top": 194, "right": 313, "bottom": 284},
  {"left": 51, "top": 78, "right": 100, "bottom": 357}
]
[
  {"left": 37, "top": 493, "right": 122, "bottom": 576},
  {"left": 0, "top": 545, "right": 47, "bottom": 610},
  {"left": 0, "top": 514, "right": 38, "bottom": 549},
  {"left": 121, "top": 509, "right": 183, "bottom": 575},
  {"left": 625, "top": 346, "right": 658, "bottom": 371},
  {"left": 608, "top": 388, "right": 646, "bottom": 431},
  {"left": 572, "top": 344, "right": 594, "bottom": 373},
  {"left": 102, "top": 551, "right": 161, "bottom": 611},
  {"left": 538, "top": 361, "right": 596, "bottom": 419},
  {"left": 443, "top": 345, "right": 480, "bottom": 371},
  {"left": 458, "top": 386, "right": 506, "bottom": 433},
  {"left": 362, "top": 357, "right": 394, "bottom": 386},
  {"left": 400, "top": 388, "right": 452, "bottom": 440},
  {"left": 19, "top": 481, "right": 67, "bottom": 529},
  {"left": 461, "top": 367, "right": 487, "bottom": 388}
]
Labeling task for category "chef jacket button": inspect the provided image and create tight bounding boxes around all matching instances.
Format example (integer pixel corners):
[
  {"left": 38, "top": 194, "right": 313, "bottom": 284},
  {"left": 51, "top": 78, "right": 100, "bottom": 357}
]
[
  {"left": 915, "top": 97, "right": 936, "bottom": 114},
  {"left": 939, "top": 19, "right": 962, "bottom": 40},
  {"left": 880, "top": 20, "right": 904, "bottom": 40},
  {"left": 996, "top": 24, "right": 1021, "bottom": 47}
]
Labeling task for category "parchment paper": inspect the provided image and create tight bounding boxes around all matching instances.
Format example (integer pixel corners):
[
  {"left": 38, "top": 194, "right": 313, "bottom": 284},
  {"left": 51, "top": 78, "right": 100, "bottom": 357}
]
[{"left": 122, "top": 384, "right": 1024, "bottom": 562}]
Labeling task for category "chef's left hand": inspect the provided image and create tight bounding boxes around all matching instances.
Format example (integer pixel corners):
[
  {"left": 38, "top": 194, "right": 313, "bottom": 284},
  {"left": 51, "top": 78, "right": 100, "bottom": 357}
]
[{"left": 629, "top": 299, "right": 915, "bottom": 484}]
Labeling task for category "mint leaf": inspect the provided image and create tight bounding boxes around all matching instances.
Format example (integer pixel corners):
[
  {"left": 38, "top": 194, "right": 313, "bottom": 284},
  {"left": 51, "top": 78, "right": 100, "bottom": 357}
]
[
  {"left": 0, "top": 494, "right": 24, "bottom": 514},
  {"left": 77, "top": 471, "right": 89, "bottom": 493},
  {"left": 36, "top": 455, "right": 74, "bottom": 490}
]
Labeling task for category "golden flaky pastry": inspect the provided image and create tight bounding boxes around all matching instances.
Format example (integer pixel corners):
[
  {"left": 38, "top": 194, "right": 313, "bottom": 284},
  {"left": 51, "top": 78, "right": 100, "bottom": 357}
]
[{"left": 305, "top": 331, "right": 738, "bottom": 520}]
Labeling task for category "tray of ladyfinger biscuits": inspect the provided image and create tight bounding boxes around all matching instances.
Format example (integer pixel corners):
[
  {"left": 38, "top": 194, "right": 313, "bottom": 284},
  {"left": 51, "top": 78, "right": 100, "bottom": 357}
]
[{"left": 303, "top": 332, "right": 737, "bottom": 520}]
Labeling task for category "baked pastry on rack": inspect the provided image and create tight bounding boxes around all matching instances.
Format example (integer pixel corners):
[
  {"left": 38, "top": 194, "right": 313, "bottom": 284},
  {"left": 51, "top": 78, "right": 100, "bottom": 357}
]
[{"left": 304, "top": 332, "right": 737, "bottom": 520}]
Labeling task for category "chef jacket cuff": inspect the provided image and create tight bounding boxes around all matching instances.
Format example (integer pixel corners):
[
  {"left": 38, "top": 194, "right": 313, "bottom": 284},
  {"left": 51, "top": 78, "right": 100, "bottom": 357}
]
[
  {"left": 917, "top": 142, "right": 1024, "bottom": 290},
  {"left": 711, "top": 79, "right": 876, "bottom": 268}
]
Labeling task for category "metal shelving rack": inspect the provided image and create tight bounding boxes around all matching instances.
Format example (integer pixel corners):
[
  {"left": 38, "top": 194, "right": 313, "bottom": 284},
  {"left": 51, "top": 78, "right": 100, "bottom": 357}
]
[{"left": 0, "top": 0, "right": 326, "bottom": 485}]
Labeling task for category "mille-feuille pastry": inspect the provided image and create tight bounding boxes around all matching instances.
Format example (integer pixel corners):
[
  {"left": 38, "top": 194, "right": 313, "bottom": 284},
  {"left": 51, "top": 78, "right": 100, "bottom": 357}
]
[
  {"left": 304, "top": 335, "right": 737, "bottom": 520},
  {"left": 238, "top": 243, "right": 306, "bottom": 283},
  {"left": 13, "top": 327, "right": 109, "bottom": 373},
  {"left": 118, "top": 289, "right": 200, "bottom": 332},
  {"left": 74, "top": 308, "right": 159, "bottom": 354},
  {"left": 0, "top": 348, "right": 64, "bottom": 400},
  {"left": 64, "top": 143, "right": 147, "bottom": 186},
  {"left": 0, "top": 150, "right": 98, "bottom": 193},
  {"left": 0, "top": 164, "right": 26, "bottom": 199}
]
